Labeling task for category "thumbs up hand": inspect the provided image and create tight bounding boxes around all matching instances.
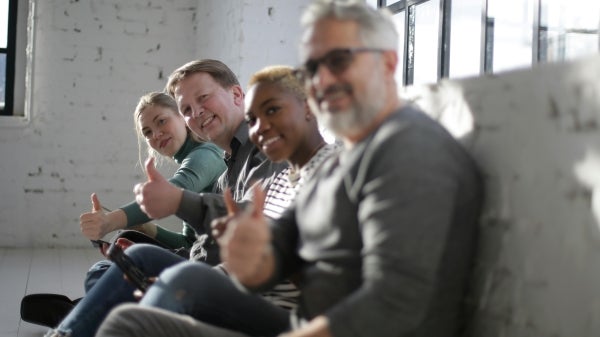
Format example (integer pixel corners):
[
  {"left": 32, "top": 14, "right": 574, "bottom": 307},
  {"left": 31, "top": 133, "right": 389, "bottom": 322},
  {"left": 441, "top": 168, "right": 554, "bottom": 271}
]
[
  {"left": 134, "top": 157, "right": 182, "bottom": 219},
  {"left": 217, "top": 185, "right": 273, "bottom": 286},
  {"left": 80, "top": 193, "right": 112, "bottom": 240},
  {"left": 144, "top": 156, "right": 163, "bottom": 183},
  {"left": 91, "top": 193, "right": 103, "bottom": 212},
  {"left": 211, "top": 188, "right": 240, "bottom": 240}
]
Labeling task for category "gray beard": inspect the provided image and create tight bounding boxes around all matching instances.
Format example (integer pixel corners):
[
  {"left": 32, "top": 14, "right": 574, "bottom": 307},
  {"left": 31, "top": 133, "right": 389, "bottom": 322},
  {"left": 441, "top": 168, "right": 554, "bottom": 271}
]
[
  {"left": 310, "top": 67, "right": 388, "bottom": 139},
  {"left": 318, "top": 92, "right": 385, "bottom": 138}
]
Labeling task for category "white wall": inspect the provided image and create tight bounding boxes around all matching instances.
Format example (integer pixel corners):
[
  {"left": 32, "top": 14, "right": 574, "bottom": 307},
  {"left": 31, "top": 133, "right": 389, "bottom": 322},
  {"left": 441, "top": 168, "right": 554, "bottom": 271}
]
[
  {"left": 195, "top": 0, "right": 309, "bottom": 86},
  {"left": 0, "top": 0, "right": 311, "bottom": 247},
  {"left": 403, "top": 54, "right": 600, "bottom": 337}
]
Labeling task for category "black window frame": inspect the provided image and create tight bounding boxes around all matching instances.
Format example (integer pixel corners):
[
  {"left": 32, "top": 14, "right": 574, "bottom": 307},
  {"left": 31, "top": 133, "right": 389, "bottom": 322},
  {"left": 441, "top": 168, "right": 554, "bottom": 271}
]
[
  {"left": 381, "top": 0, "right": 600, "bottom": 84},
  {"left": 383, "top": 0, "right": 450, "bottom": 86},
  {"left": 0, "top": 0, "right": 18, "bottom": 116}
]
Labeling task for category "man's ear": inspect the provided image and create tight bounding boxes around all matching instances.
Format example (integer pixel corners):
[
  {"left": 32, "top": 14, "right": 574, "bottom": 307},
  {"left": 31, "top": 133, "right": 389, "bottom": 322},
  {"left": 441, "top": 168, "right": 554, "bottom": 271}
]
[
  {"left": 382, "top": 50, "right": 398, "bottom": 78},
  {"left": 231, "top": 85, "right": 245, "bottom": 106}
]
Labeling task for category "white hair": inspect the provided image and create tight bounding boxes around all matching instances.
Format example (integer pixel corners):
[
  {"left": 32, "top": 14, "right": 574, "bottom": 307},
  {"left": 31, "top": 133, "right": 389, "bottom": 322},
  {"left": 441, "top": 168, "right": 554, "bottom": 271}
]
[{"left": 300, "top": 0, "right": 398, "bottom": 51}]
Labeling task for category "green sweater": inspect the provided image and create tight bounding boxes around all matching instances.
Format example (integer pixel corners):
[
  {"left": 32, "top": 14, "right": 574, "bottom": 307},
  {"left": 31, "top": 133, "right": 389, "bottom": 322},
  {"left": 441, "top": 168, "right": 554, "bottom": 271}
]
[{"left": 119, "top": 135, "right": 226, "bottom": 249}]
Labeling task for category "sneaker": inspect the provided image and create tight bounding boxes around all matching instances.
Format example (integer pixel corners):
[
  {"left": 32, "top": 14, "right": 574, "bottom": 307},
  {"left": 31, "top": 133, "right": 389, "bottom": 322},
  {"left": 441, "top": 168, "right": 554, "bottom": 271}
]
[{"left": 21, "top": 293, "right": 80, "bottom": 328}]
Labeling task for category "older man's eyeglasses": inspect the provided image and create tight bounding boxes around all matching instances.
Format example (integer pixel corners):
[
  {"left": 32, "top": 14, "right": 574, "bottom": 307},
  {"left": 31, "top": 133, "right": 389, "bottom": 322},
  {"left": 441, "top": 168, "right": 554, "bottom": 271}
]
[{"left": 294, "top": 47, "right": 384, "bottom": 82}]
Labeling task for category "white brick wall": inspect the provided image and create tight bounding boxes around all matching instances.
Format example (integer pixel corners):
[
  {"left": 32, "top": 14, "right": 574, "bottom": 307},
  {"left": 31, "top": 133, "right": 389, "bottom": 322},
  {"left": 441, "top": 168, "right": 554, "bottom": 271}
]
[{"left": 0, "top": 0, "right": 310, "bottom": 247}]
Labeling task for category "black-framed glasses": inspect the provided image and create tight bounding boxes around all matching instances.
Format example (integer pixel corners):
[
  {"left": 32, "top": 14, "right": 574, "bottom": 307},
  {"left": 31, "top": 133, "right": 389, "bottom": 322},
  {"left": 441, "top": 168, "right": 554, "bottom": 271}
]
[{"left": 294, "top": 47, "right": 385, "bottom": 82}]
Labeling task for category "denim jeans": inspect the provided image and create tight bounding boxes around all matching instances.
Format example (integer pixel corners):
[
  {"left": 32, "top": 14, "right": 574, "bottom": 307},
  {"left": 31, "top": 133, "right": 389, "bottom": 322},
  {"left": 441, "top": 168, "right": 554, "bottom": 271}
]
[
  {"left": 53, "top": 244, "right": 186, "bottom": 337},
  {"left": 84, "top": 259, "right": 112, "bottom": 292},
  {"left": 140, "top": 261, "right": 290, "bottom": 337},
  {"left": 84, "top": 230, "right": 184, "bottom": 293}
]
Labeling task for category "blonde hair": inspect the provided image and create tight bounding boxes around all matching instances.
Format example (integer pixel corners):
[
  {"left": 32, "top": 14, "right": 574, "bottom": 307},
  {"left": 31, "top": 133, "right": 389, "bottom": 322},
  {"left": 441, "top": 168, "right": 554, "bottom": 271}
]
[
  {"left": 247, "top": 65, "right": 306, "bottom": 101},
  {"left": 165, "top": 59, "right": 240, "bottom": 98}
]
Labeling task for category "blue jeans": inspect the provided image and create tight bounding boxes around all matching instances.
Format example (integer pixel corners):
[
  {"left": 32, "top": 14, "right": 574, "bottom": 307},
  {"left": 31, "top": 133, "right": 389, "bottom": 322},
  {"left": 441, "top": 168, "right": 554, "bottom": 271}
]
[
  {"left": 85, "top": 230, "right": 186, "bottom": 292},
  {"left": 53, "top": 244, "right": 186, "bottom": 337},
  {"left": 85, "top": 259, "right": 112, "bottom": 292},
  {"left": 140, "top": 261, "right": 290, "bottom": 337}
]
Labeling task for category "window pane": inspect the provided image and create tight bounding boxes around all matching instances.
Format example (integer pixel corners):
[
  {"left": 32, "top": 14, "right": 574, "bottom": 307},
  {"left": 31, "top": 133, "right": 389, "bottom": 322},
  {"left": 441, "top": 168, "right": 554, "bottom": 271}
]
[
  {"left": 0, "top": 53, "right": 5, "bottom": 109},
  {"left": 386, "top": 0, "right": 403, "bottom": 5},
  {"left": 366, "top": 0, "right": 379, "bottom": 9},
  {"left": 488, "top": 0, "right": 534, "bottom": 73},
  {"left": 540, "top": 0, "right": 600, "bottom": 62},
  {"left": 0, "top": 0, "right": 8, "bottom": 48},
  {"left": 392, "top": 11, "right": 405, "bottom": 86},
  {"left": 450, "top": 0, "right": 483, "bottom": 78},
  {"left": 413, "top": 0, "right": 440, "bottom": 85}
]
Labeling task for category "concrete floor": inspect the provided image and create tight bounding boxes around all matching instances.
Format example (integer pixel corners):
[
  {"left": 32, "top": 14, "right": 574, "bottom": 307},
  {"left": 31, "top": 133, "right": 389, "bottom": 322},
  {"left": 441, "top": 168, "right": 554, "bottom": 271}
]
[{"left": 0, "top": 248, "right": 100, "bottom": 337}]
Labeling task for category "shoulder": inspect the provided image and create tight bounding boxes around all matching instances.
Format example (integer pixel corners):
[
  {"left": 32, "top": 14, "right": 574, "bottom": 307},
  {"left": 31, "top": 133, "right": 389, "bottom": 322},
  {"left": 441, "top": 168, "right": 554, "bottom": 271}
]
[
  {"left": 181, "top": 142, "right": 226, "bottom": 171},
  {"left": 363, "top": 106, "right": 479, "bottom": 181},
  {"left": 369, "top": 106, "right": 458, "bottom": 154},
  {"left": 188, "top": 142, "right": 224, "bottom": 159}
]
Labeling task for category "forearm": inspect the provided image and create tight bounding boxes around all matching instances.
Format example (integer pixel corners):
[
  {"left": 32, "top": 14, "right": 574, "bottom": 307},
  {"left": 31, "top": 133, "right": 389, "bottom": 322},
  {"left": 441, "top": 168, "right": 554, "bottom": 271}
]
[
  {"left": 176, "top": 190, "right": 227, "bottom": 235},
  {"left": 153, "top": 225, "right": 195, "bottom": 250},
  {"left": 120, "top": 201, "right": 152, "bottom": 228},
  {"left": 105, "top": 209, "right": 128, "bottom": 232},
  {"left": 175, "top": 189, "right": 204, "bottom": 226}
]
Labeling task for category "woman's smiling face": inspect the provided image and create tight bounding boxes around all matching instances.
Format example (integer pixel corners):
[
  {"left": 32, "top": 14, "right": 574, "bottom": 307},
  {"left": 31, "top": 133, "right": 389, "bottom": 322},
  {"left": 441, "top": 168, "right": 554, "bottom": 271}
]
[
  {"left": 138, "top": 105, "right": 188, "bottom": 158},
  {"left": 245, "top": 82, "right": 311, "bottom": 165}
]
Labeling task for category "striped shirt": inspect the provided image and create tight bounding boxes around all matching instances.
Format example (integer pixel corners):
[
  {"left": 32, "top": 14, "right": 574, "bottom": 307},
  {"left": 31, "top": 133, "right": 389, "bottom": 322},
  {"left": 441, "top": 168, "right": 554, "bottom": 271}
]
[{"left": 260, "top": 143, "right": 339, "bottom": 310}]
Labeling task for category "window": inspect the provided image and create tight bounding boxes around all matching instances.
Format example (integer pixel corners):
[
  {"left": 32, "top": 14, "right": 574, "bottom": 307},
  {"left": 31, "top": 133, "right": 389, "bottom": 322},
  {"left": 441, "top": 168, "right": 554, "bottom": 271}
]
[
  {"left": 0, "top": 0, "right": 17, "bottom": 116},
  {"left": 380, "top": 0, "right": 600, "bottom": 84},
  {"left": 539, "top": 0, "right": 600, "bottom": 63},
  {"left": 488, "top": 0, "right": 535, "bottom": 73},
  {"left": 449, "top": 0, "right": 483, "bottom": 78},
  {"left": 391, "top": 11, "right": 405, "bottom": 85},
  {"left": 412, "top": 0, "right": 440, "bottom": 85},
  {"left": 386, "top": 0, "right": 445, "bottom": 86},
  {"left": 366, "top": 0, "right": 380, "bottom": 8},
  {"left": 0, "top": 0, "right": 30, "bottom": 118}
]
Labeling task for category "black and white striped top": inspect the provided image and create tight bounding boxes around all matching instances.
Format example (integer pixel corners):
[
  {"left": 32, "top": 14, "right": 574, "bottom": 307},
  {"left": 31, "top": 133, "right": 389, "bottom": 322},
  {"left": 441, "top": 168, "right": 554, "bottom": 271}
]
[{"left": 260, "top": 143, "right": 339, "bottom": 310}]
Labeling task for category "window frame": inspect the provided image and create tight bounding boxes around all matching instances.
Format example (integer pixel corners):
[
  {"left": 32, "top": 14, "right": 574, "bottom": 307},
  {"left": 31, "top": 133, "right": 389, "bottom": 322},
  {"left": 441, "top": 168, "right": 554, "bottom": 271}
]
[
  {"left": 0, "top": 0, "right": 18, "bottom": 116},
  {"left": 381, "top": 0, "right": 600, "bottom": 84},
  {"left": 0, "top": 0, "right": 34, "bottom": 126},
  {"left": 384, "top": 0, "right": 450, "bottom": 86}
]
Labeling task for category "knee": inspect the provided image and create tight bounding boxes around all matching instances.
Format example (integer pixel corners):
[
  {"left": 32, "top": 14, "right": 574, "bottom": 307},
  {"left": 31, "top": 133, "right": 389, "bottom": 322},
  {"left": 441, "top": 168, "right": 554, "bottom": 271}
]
[
  {"left": 84, "top": 260, "right": 112, "bottom": 292},
  {"left": 97, "top": 303, "right": 145, "bottom": 336},
  {"left": 124, "top": 243, "right": 160, "bottom": 261},
  {"left": 125, "top": 244, "right": 184, "bottom": 269},
  {"left": 159, "top": 262, "right": 222, "bottom": 293},
  {"left": 88, "top": 259, "right": 113, "bottom": 273}
]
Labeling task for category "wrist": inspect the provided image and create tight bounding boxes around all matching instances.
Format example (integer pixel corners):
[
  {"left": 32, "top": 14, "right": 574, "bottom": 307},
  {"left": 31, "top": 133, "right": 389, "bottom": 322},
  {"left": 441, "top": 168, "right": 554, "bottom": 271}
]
[
  {"left": 171, "top": 187, "right": 184, "bottom": 215},
  {"left": 106, "top": 210, "right": 127, "bottom": 233}
]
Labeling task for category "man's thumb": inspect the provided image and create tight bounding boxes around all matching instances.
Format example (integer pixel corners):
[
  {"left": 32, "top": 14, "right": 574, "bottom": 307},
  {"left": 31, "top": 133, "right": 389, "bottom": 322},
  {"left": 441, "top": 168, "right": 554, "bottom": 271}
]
[
  {"left": 145, "top": 157, "right": 161, "bottom": 182},
  {"left": 223, "top": 188, "right": 239, "bottom": 215},
  {"left": 249, "top": 184, "right": 266, "bottom": 218},
  {"left": 91, "top": 193, "right": 102, "bottom": 212}
]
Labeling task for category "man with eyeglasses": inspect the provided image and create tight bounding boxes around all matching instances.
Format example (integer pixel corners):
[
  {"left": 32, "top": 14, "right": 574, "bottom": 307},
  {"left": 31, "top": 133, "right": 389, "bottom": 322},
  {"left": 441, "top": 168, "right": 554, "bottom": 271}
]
[{"left": 95, "top": 1, "right": 483, "bottom": 337}]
